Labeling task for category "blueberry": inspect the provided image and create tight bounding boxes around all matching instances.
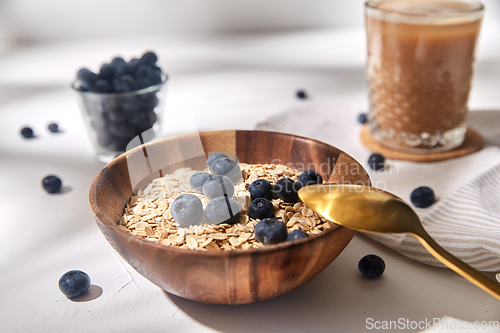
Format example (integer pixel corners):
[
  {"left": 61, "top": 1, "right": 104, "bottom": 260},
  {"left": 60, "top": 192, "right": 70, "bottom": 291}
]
[
  {"left": 108, "top": 122, "right": 136, "bottom": 140},
  {"left": 296, "top": 90, "right": 307, "bottom": 99},
  {"left": 116, "top": 63, "right": 135, "bottom": 77},
  {"left": 206, "top": 196, "right": 240, "bottom": 225},
  {"left": 118, "top": 75, "right": 138, "bottom": 92},
  {"left": 105, "top": 107, "right": 128, "bottom": 123},
  {"left": 106, "top": 138, "right": 129, "bottom": 152},
  {"left": 297, "top": 170, "right": 323, "bottom": 188},
  {"left": 254, "top": 218, "right": 288, "bottom": 245},
  {"left": 21, "top": 127, "right": 34, "bottom": 138},
  {"left": 59, "top": 270, "right": 91, "bottom": 298},
  {"left": 149, "top": 72, "right": 162, "bottom": 85},
  {"left": 206, "top": 152, "right": 228, "bottom": 169},
  {"left": 368, "top": 153, "right": 385, "bottom": 171},
  {"left": 248, "top": 198, "right": 274, "bottom": 220},
  {"left": 139, "top": 51, "right": 158, "bottom": 66},
  {"left": 135, "top": 65, "right": 153, "bottom": 78},
  {"left": 77, "top": 68, "right": 97, "bottom": 86},
  {"left": 129, "top": 58, "right": 140, "bottom": 69},
  {"left": 48, "top": 123, "right": 59, "bottom": 133},
  {"left": 140, "top": 94, "right": 159, "bottom": 109},
  {"left": 248, "top": 179, "right": 273, "bottom": 200},
  {"left": 202, "top": 175, "right": 234, "bottom": 200},
  {"left": 98, "top": 63, "right": 115, "bottom": 80},
  {"left": 190, "top": 172, "right": 212, "bottom": 193},
  {"left": 42, "top": 175, "right": 62, "bottom": 193},
  {"left": 110, "top": 57, "right": 126, "bottom": 70},
  {"left": 358, "top": 254, "right": 385, "bottom": 279},
  {"left": 210, "top": 158, "right": 242, "bottom": 183},
  {"left": 121, "top": 96, "right": 140, "bottom": 113},
  {"left": 286, "top": 229, "right": 309, "bottom": 242},
  {"left": 274, "top": 178, "right": 300, "bottom": 203},
  {"left": 152, "top": 66, "right": 162, "bottom": 75},
  {"left": 94, "top": 79, "right": 111, "bottom": 93},
  {"left": 358, "top": 113, "right": 368, "bottom": 124},
  {"left": 410, "top": 186, "right": 435, "bottom": 208},
  {"left": 171, "top": 194, "right": 203, "bottom": 227},
  {"left": 137, "top": 77, "right": 153, "bottom": 89},
  {"left": 136, "top": 111, "right": 157, "bottom": 133}
]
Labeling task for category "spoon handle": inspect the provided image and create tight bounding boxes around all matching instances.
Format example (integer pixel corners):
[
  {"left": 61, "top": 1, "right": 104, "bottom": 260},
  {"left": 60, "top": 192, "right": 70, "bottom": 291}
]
[{"left": 412, "top": 229, "right": 500, "bottom": 301}]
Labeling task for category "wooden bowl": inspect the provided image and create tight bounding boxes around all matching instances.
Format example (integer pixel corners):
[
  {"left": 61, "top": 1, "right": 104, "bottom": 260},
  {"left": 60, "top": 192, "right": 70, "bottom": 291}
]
[{"left": 89, "top": 130, "right": 370, "bottom": 304}]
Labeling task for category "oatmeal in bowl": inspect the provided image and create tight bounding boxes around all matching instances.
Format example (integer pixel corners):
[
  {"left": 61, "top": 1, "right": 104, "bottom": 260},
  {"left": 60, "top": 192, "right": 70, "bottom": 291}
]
[
  {"left": 89, "top": 130, "right": 370, "bottom": 304},
  {"left": 120, "top": 160, "right": 335, "bottom": 251}
]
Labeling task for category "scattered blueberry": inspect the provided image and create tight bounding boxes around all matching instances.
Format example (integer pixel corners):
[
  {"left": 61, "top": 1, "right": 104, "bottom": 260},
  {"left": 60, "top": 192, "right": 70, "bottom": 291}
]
[
  {"left": 206, "top": 152, "right": 228, "bottom": 169},
  {"left": 297, "top": 170, "right": 323, "bottom": 188},
  {"left": 248, "top": 198, "right": 275, "bottom": 220},
  {"left": 410, "top": 186, "right": 435, "bottom": 208},
  {"left": 358, "top": 254, "right": 385, "bottom": 279},
  {"left": 248, "top": 179, "right": 273, "bottom": 200},
  {"left": 170, "top": 194, "right": 203, "bottom": 227},
  {"left": 286, "top": 229, "right": 309, "bottom": 242},
  {"left": 210, "top": 157, "right": 242, "bottom": 183},
  {"left": 368, "top": 153, "right": 385, "bottom": 171},
  {"left": 358, "top": 113, "right": 368, "bottom": 124},
  {"left": 206, "top": 196, "right": 240, "bottom": 225},
  {"left": 274, "top": 178, "right": 300, "bottom": 203},
  {"left": 202, "top": 175, "right": 235, "bottom": 200},
  {"left": 21, "top": 127, "right": 34, "bottom": 138},
  {"left": 48, "top": 123, "right": 59, "bottom": 133},
  {"left": 254, "top": 218, "right": 288, "bottom": 245},
  {"left": 42, "top": 175, "right": 62, "bottom": 193},
  {"left": 190, "top": 172, "right": 212, "bottom": 194},
  {"left": 59, "top": 270, "right": 91, "bottom": 299},
  {"left": 296, "top": 90, "right": 308, "bottom": 99}
]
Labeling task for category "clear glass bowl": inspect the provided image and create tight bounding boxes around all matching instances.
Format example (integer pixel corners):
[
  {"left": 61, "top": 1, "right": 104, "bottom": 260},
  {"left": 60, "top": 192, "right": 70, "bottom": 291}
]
[{"left": 72, "top": 79, "right": 168, "bottom": 163}]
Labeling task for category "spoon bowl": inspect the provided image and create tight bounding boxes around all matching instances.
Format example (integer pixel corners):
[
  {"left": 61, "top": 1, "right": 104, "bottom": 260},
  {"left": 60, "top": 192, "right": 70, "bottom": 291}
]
[{"left": 298, "top": 184, "right": 500, "bottom": 300}]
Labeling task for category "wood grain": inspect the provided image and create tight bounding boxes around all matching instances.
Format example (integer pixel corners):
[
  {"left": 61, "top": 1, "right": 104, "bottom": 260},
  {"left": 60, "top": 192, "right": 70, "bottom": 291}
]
[{"left": 89, "top": 130, "right": 370, "bottom": 304}]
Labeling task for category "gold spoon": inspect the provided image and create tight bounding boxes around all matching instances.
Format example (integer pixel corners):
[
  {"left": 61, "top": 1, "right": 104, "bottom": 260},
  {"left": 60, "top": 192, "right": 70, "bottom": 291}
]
[{"left": 298, "top": 184, "right": 500, "bottom": 300}]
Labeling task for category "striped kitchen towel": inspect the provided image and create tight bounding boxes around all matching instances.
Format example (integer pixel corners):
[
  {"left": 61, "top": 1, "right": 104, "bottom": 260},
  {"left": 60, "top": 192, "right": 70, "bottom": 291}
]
[{"left": 256, "top": 102, "right": 500, "bottom": 272}]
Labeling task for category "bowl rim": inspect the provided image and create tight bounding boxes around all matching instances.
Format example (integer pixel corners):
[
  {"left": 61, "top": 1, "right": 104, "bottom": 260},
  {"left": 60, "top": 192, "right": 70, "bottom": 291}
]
[{"left": 89, "top": 129, "right": 371, "bottom": 257}]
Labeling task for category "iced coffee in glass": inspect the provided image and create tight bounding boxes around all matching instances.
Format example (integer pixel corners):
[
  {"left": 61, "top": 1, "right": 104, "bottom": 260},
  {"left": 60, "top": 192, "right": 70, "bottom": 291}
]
[{"left": 365, "top": 0, "right": 484, "bottom": 152}]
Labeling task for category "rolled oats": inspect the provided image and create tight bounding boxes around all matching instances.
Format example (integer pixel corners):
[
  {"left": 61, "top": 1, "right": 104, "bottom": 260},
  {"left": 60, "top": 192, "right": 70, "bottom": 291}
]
[{"left": 121, "top": 163, "right": 334, "bottom": 250}]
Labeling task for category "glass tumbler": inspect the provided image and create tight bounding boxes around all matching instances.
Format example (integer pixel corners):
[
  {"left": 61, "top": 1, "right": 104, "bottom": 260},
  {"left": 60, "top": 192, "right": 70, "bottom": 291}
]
[
  {"left": 366, "top": 0, "right": 484, "bottom": 153},
  {"left": 72, "top": 79, "right": 167, "bottom": 163}
]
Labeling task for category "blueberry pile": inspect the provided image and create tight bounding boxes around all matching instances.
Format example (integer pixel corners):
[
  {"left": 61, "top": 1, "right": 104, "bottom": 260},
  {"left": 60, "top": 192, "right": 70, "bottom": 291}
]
[
  {"left": 76, "top": 52, "right": 162, "bottom": 94},
  {"left": 75, "top": 51, "right": 164, "bottom": 152}
]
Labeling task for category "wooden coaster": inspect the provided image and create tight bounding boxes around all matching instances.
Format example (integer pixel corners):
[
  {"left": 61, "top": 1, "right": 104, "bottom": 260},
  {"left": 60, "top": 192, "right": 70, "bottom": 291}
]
[{"left": 360, "top": 126, "right": 483, "bottom": 162}]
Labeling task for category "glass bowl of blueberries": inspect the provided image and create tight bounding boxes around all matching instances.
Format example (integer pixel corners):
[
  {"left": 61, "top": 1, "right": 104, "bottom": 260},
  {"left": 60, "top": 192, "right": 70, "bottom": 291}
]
[{"left": 72, "top": 51, "right": 167, "bottom": 163}]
